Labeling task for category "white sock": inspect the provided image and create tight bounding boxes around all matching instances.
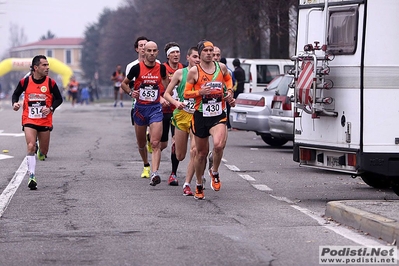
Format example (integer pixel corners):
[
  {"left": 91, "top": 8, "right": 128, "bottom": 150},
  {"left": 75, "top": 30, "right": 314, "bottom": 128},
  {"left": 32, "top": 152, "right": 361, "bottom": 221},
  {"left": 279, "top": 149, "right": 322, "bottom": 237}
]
[{"left": 26, "top": 155, "right": 36, "bottom": 175}]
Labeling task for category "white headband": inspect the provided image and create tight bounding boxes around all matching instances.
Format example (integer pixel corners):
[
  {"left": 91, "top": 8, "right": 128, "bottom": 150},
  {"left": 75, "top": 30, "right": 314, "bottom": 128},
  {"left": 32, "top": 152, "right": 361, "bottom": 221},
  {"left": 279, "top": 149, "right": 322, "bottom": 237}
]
[{"left": 166, "top": 46, "right": 180, "bottom": 57}]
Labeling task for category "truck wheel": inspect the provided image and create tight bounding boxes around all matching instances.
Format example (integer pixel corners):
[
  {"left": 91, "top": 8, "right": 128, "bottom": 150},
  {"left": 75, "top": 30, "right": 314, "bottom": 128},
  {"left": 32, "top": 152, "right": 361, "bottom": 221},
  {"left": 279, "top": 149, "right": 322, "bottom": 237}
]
[
  {"left": 360, "top": 173, "right": 391, "bottom": 189},
  {"left": 260, "top": 135, "right": 288, "bottom": 147}
]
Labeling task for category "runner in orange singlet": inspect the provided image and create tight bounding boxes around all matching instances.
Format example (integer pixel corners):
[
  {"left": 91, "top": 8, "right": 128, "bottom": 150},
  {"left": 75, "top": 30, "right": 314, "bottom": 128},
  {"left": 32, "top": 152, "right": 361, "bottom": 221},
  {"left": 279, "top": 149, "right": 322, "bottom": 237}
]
[
  {"left": 12, "top": 55, "right": 63, "bottom": 190},
  {"left": 183, "top": 40, "right": 235, "bottom": 199},
  {"left": 111, "top": 64, "right": 125, "bottom": 107},
  {"left": 67, "top": 76, "right": 79, "bottom": 107}
]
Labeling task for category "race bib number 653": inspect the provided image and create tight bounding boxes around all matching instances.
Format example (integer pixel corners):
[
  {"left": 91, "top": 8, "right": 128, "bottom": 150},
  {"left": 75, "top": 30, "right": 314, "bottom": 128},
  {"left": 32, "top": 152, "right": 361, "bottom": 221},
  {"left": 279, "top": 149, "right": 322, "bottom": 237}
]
[{"left": 139, "top": 85, "right": 158, "bottom": 101}]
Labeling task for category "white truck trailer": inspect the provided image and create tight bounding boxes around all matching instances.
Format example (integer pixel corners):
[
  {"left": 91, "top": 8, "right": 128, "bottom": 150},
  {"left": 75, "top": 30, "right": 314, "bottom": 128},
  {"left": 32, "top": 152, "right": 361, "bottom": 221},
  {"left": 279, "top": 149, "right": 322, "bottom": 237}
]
[{"left": 292, "top": 0, "right": 399, "bottom": 195}]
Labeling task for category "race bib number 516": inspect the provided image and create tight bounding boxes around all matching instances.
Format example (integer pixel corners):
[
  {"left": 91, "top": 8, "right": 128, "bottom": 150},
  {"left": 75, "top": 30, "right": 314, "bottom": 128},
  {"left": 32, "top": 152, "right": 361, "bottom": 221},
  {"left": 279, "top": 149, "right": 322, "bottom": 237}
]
[{"left": 28, "top": 101, "right": 45, "bottom": 119}]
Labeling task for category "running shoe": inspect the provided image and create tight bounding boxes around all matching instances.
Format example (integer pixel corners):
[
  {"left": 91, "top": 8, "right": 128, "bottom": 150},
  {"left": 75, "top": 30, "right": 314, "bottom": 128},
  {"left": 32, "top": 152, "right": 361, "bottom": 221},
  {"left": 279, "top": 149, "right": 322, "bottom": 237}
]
[
  {"left": 28, "top": 174, "right": 37, "bottom": 190},
  {"left": 168, "top": 173, "right": 179, "bottom": 186},
  {"left": 209, "top": 169, "right": 221, "bottom": 191},
  {"left": 208, "top": 151, "right": 213, "bottom": 171},
  {"left": 120, "top": 101, "right": 123, "bottom": 107},
  {"left": 149, "top": 173, "right": 161, "bottom": 186},
  {"left": 141, "top": 166, "right": 151, "bottom": 178},
  {"left": 146, "top": 131, "right": 152, "bottom": 153},
  {"left": 194, "top": 185, "right": 205, "bottom": 200},
  {"left": 183, "top": 185, "right": 193, "bottom": 196},
  {"left": 37, "top": 149, "right": 46, "bottom": 161}
]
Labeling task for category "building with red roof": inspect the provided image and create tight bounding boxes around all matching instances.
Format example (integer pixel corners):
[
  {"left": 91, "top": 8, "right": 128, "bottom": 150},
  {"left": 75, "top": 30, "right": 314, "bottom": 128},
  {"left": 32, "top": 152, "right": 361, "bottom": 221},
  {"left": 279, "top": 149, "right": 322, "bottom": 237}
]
[{"left": 10, "top": 38, "right": 84, "bottom": 80}]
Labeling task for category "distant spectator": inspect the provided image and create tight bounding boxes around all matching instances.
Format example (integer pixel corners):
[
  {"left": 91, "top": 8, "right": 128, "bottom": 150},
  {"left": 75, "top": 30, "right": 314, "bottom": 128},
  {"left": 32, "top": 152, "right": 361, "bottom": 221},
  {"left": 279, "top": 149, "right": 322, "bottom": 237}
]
[
  {"left": 220, "top": 57, "right": 236, "bottom": 85},
  {"left": 220, "top": 57, "right": 235, "bottom": 130},
  {"left": 0, "top": 83, "right": 3, "bottom": 100},
  {"left": 233, "top": 58, "right": 245, "bottom": 98},
  {"left": 80, "top": 85, "right": 90, "bottom": 105},
  {"left": 90, "top": 82, "right": 99, "bottom": 102}
]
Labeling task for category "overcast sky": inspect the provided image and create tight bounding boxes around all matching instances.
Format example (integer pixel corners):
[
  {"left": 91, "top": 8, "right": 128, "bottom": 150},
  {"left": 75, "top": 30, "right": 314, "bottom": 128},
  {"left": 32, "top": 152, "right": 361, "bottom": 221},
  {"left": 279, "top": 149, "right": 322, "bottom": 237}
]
[{"left": 0, "top": 0, "right": 123, "bottom": 56}]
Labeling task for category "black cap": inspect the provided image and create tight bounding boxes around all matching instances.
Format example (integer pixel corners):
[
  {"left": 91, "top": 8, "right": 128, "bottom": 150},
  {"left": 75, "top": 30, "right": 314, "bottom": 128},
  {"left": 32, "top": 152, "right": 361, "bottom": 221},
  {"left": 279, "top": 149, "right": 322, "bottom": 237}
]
[{"left": 233, "top": 58, "right": 240, "bottom": 67}]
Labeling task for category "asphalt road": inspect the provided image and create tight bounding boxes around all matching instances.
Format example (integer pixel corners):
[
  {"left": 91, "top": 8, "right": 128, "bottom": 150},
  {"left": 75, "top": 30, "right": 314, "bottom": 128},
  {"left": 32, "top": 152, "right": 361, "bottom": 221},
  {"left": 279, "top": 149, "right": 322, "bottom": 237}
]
[{"left": 0, "top": 99, "right": 396, "bottom": 266}]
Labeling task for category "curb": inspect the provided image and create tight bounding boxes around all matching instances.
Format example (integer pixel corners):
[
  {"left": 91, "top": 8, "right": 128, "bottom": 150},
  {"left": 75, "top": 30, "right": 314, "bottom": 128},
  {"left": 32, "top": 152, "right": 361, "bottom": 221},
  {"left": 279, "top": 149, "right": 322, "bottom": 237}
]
[{"left": 325, "top": 200, "right": 399, "bottom": 244}]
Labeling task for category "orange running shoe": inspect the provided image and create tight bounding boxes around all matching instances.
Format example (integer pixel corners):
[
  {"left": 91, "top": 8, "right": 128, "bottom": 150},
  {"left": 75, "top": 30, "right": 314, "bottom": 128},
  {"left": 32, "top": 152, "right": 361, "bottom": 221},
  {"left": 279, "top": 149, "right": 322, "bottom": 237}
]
[
  {"left": 194, "top": 185, "right": 205, "bottom": 200},
  {"left": 209, "top": 169, "right": 221, "bottom": 191}
]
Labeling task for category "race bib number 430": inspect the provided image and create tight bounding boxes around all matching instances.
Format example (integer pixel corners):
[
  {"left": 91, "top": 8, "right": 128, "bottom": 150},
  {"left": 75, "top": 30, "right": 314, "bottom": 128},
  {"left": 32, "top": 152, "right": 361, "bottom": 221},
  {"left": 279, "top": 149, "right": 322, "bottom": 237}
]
[{"left": 203, "top": 99, "right": 222, "bottom": 117}]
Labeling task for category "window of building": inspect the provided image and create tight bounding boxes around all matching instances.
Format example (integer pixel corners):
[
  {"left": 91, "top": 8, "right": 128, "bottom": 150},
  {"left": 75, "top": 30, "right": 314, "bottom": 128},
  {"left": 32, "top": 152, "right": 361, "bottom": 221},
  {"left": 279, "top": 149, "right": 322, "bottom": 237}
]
[
  {"left": 46, "top": 50, "right": 53, "bottom": 57},
  {"left": 327, "top": 5, "right": 358, "bottom": 55},
  {"left": 65, "top": 49, "right": 72, "bottom": 64}
]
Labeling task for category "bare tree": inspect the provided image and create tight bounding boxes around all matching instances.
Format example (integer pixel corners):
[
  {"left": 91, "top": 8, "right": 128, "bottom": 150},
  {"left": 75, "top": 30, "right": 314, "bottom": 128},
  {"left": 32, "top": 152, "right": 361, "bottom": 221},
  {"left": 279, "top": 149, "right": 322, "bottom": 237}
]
[
  {"left": 267, "top": 0, "right": 297, "bottom": 58},
  {"left": 81, "top": 0, "right": 297, "bottom": 86},
  {"left": 81, "top": 8, "right": 114, "bottom": 84},
  {"left": 9, "top": 23, "right": 27, "bottom": 48},
  {"left": 96, "top": 5, "right": 142, "bottom": 84}
]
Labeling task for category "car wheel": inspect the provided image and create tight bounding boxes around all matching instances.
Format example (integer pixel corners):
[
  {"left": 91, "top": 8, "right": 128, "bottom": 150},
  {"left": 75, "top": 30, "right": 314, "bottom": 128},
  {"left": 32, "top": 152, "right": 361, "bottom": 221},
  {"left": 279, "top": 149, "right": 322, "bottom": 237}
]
[
  {"left": 260, "top": 135, "right": 288, "bottom": 147},
  {"left": 360, "top": 173, "right": 391, "bottom": 189}
]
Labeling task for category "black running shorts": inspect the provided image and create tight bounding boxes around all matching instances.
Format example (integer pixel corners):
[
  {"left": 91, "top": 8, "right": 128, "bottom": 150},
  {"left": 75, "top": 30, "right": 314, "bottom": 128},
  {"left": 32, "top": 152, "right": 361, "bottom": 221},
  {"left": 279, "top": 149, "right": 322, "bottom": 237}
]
[{"left": 191, "top": 111, "right": 226, "bottom": 138}]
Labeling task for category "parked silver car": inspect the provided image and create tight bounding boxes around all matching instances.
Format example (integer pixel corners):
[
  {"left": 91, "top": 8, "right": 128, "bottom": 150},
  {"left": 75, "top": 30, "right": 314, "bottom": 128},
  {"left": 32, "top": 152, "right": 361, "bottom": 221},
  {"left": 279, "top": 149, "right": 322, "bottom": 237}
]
[
  {"left": 229, "top": 74, "right": 294, "bottom": 146},
  {"left": 269, "top": 81, "right": 294, "bottom": 142}
]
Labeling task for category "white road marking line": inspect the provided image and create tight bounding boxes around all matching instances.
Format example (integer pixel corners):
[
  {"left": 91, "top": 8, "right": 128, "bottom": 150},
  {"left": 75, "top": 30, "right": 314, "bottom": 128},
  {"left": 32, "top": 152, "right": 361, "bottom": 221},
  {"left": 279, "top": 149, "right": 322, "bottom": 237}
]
[
  {"left": 0, "top": 154, "right": 14, "bottom": 160},
  {"left": 290, "top": 205, "right": 390, "bottom": 247},
  {"left": 269, "top": 195, "right": 295, "bottom": 204},
  {"left": 225, "top": 164, "right": 240, "bottom": 171},
  {"left": 225, "top": 156, "right": 392, "bottom": 248},
  {"left": 0, "top": 157, "right": 27, "bottom": 218},
  {"left": 0, "top": 132, "right": 25, "bottom": 137},
  {"left": 239, "top": 174, "right": 256, "bottom": 181},
  {"left": 252, "top": 184, "right": 273, "bottom": 191}
]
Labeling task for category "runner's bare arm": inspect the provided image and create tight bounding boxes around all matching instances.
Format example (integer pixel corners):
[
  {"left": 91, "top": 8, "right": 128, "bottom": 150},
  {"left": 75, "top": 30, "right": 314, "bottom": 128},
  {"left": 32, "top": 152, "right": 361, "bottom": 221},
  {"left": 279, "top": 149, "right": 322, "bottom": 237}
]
[
  {"left": 219, "top": 63, "right": 235, "bottom": 107},
  {"left": 184, "top": 67, "right": 202, "bottom": 98},
  {"left": 121, "top": 77, "right": 132, "bottom": 95},
  {"left": 164, "top": 69, "right": 184, "bottom": 109}
]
